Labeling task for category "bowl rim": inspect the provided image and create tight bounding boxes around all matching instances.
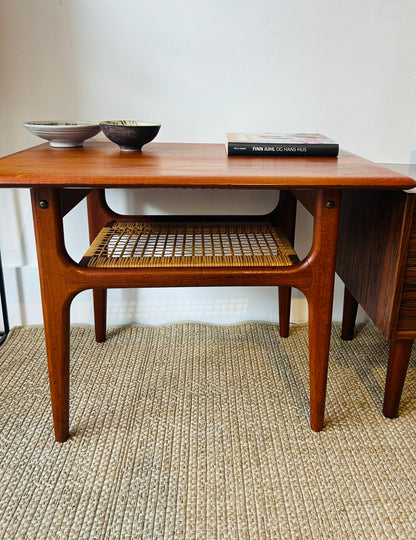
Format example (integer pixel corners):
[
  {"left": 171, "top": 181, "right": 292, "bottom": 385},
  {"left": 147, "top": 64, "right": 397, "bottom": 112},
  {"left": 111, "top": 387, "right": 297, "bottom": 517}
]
[
  {"left": 100, "top": 120, "right": 161, "bottom": 127},
  {"left": 24, "top": 121, "right": 100, "bottom": 128}
]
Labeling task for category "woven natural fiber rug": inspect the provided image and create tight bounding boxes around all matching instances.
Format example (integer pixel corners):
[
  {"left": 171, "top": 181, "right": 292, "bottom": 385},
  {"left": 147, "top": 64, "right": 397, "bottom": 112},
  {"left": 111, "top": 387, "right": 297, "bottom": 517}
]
[{"left": 0, "top": 322, "right": 415, "bottom": 539}]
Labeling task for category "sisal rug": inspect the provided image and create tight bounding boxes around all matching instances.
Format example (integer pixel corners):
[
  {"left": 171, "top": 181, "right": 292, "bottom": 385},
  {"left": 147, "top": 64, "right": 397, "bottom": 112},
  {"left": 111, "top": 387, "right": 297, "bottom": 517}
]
[{"left": 0, "top": 322, "right": 415, "bottom": 539}]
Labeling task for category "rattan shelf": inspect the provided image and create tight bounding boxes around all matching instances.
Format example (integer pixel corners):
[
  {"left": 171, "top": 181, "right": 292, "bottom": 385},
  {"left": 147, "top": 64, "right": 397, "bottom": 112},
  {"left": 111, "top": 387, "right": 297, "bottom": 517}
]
[{"left": 80, "top": 220, "right": 299, "bottom": 269}]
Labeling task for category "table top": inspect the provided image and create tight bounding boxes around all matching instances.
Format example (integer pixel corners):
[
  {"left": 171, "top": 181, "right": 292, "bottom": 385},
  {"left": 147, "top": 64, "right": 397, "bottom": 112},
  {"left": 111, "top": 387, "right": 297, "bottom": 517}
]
[
  {"left": 379, "top": 163, "right": 416, "bottom": 194},
  {"left": 0, "top": 141, "right": 414, "bottom": 190}
]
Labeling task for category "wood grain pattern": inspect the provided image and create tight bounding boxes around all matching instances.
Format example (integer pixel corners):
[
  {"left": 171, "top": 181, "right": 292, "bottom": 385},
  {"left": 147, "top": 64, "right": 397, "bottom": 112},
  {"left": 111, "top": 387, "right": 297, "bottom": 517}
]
[
  {"left": 336, "top": 190, "right": 414, "bottom": 340},
  {"left": 396, "top": 206, "right": 416, "bottom": 336},
  {"left": 0, "top": 142, "right": 415, "bottom": 189}
]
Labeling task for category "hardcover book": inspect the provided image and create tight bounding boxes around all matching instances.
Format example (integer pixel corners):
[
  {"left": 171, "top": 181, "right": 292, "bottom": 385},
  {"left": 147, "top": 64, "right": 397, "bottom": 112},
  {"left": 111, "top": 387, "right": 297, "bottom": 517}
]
[{"left": 226, "top": 133, "right": 339, "bottom": 157}]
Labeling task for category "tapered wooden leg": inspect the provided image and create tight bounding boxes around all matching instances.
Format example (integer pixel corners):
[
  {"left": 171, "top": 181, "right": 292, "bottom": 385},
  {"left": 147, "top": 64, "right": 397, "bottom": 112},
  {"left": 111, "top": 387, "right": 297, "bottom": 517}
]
[
  {"left": 341, "top": 286, "right": 359, "bottom": 341},
  {"left": 275, "top": 191, "right": 297, "bottom": 337},
  {"left": 93, "top": 289, "right": 107, "bottom": 343},
  {"left": 278, "top": 286, "right": 291, "bottom": 338},
  {"left": 304, "top": 189, "right": 341, "bottom": 432},
  {"left": 308, "top": 298, "right": 333, "bottom": 431},
  {"left": 383, "top": 339, "right": 414, "bottom": 418},
  {"left": 43, "top": 294, "right": 72, "bottom": 442},
  {"left": 87, "top": 190, "right": 114, "bottom": 343},
  {"left": 31, "top": 188, "right": 78, "bottom": 442}
]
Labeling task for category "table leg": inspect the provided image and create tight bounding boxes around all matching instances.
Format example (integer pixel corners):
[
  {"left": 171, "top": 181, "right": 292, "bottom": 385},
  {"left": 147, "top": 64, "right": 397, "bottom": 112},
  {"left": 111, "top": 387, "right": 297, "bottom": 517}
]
[
  {"left": 341, "top": 287, "right": 413, "bottom": 419},
  {"left": 383, "top": 339, "right": 414, "bottom": 418},
  {"left": 275, "top": 191, "right": 297, "bottom": 338},
  {"left": 278, "top": 287, "right": 292, "bottom": 338},
  {"left": 341, "top": 286, "right": 359, "bottom": 341},
  {"left": 304, "top": 190, "right": 341, "bottom": 431},
  {"left": 87, "top": 190, "right": 118, "bottom": 343},
  {"left": 31, "top": 188, "right": 76, "bottom": 442},
  {"left": 42, "top": 293, "right": 72, "bottom": 442},
  {"left": 92, "top": 289, "right": 107, "bottom": 343},
  {"left": 0, "top": 248, "right": 9, "bottom": 345}
]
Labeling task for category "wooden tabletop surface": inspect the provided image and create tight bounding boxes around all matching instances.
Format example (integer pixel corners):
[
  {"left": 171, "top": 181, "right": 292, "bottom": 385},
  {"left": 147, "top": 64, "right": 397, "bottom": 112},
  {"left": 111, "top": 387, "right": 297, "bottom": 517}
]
[{"left": 0, "top": 141, "right": 414, "bottom": 190}]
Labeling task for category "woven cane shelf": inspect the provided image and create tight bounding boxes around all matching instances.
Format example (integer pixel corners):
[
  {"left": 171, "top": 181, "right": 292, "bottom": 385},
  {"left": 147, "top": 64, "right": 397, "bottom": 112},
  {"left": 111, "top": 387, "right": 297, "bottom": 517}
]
[{"left": 81, "top": 221, "right": 299, "bottom": 269}]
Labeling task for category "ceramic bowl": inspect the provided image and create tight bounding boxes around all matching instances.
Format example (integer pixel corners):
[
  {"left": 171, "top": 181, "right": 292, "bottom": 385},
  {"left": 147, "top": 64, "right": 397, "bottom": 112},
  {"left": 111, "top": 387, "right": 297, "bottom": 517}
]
[
  {"left": 23, "top": 121, "right": 101, "bottom": 147},
  {"left": 100, "top": 121, "right": 161, "bottom": 151}
]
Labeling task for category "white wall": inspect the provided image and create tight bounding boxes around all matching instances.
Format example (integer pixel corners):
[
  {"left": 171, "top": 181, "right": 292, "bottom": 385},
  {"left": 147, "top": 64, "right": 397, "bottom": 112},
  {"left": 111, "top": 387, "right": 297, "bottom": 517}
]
[{"left": 1, "top": 0, "right": 416, "bottom": 327}]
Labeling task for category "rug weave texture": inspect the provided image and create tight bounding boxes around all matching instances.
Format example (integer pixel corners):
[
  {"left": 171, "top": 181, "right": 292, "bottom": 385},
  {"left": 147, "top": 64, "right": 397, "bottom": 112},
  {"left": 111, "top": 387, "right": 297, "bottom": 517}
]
[{"left": 0, "top": 322, "right": 415, "bottom": 539}]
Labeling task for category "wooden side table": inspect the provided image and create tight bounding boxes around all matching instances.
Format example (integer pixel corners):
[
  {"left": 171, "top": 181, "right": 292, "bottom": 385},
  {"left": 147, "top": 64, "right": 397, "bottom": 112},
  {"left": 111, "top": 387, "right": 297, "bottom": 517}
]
[
  {"left": 337, "top": 164, "right": 416, "bottom": 417},
  {"left": 0, "top": 142, "right": 414, "bottom": 441}
]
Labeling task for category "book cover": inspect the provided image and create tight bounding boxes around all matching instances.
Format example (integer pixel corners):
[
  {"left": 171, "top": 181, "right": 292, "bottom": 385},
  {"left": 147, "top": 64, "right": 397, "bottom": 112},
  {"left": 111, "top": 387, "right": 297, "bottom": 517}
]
[{"left": 226, "top": 133, "right": 339, "bottom": 157}]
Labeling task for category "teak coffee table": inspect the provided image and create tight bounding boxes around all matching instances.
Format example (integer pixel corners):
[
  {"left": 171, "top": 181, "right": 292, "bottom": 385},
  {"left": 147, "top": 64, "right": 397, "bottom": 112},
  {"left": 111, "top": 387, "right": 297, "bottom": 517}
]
[{"left": 0, "top": 141, "right": 413, "bottom": 442}]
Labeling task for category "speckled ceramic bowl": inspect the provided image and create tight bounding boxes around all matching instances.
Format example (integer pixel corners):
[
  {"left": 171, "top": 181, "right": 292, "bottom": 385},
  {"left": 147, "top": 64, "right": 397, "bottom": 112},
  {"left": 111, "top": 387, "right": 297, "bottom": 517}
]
[
  {"left": 23, "top": 121, "right": 101, "bottom": 147},
  {"left": 100, "top": 121, "right": 161, "bottom": 151}
]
